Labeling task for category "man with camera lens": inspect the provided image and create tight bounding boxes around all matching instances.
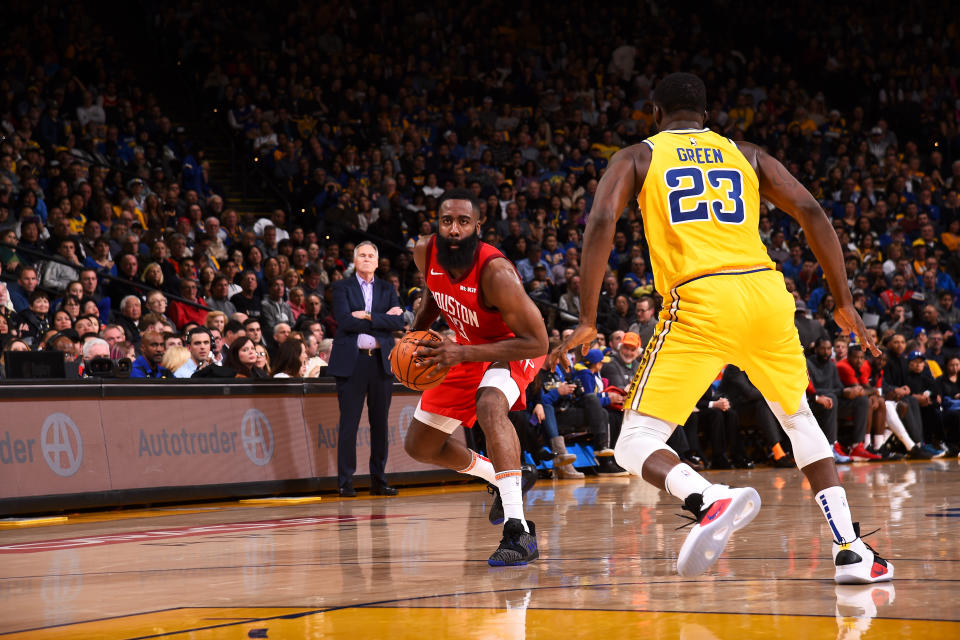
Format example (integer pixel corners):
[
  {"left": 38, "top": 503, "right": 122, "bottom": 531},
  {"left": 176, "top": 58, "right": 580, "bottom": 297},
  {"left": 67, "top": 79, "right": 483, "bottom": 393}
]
[
  {"left": 80, "top": 337, "right": 131, "bottom": 378},
  {"left": 538, "top": 350, "right": 624, "bottom": 475}
]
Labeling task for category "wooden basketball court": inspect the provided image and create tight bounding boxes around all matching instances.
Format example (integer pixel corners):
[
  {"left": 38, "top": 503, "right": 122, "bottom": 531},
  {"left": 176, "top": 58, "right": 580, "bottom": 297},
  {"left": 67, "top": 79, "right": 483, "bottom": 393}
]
[{"left": 1, "top": 459, "right": 957, "bottom": 639}]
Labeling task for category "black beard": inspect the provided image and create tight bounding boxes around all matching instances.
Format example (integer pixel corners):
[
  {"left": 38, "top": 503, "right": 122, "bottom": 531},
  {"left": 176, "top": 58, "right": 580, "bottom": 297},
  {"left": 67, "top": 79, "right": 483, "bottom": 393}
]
[{"left": 435, "top": 231, "right": 479, "bottom": 273}]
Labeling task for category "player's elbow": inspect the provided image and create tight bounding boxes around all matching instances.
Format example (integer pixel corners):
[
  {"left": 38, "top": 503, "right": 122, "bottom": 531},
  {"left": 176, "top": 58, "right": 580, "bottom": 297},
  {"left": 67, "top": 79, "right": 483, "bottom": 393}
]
[
  {"left": 529, "top": 323, "right": 549, "bottom": 357},
  {"left": 585, "top": 204, "right": 617, "bottom": 227},
  {"left": 795, "top": 201, "right": 828, "bottom": 226}
]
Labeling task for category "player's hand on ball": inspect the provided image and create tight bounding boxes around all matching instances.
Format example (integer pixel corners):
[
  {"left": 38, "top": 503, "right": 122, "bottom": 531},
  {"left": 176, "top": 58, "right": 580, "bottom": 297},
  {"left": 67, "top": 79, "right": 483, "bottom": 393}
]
[{"left": 415, "top": 332, "right": 462, "bottom": 372}]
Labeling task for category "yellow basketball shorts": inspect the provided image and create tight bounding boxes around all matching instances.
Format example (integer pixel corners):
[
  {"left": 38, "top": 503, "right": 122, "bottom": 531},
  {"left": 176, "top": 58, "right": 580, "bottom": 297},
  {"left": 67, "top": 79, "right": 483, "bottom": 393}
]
[{"left": 625, "top": 268, "right": 808, "bottom": 425}]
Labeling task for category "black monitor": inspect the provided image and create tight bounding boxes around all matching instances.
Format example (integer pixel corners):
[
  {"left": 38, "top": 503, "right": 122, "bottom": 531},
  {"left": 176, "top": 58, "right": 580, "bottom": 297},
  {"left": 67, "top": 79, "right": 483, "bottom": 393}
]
[{"left": 3, "top": 351, "right": 67, "bottom": 379}]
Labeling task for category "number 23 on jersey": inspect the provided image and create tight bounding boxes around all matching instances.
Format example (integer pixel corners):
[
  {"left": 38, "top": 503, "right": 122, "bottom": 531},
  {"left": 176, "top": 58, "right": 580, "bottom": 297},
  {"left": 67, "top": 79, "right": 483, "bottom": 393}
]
[{"left": 665, "top": 166, "right": 746, "bottom": 225}]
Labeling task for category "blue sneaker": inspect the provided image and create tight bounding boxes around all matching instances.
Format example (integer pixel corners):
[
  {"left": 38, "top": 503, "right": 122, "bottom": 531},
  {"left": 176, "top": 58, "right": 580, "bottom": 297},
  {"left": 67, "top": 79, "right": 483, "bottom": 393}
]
[
  {"left": 488, "top": 518, "right": 538, "bottom": 566},
  {"left": 920, "top": 443, "right": 946, "bottom": 459}
]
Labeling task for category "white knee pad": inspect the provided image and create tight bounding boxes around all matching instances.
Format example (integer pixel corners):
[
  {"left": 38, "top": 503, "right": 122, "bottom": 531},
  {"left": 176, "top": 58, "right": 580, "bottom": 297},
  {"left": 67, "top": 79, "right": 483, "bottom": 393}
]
[
  {"left": 614, "top": 410, "right": 676, "bottom": 475},
  {"left": 766, "top": 395, "right": 832, "bottom": 468}
]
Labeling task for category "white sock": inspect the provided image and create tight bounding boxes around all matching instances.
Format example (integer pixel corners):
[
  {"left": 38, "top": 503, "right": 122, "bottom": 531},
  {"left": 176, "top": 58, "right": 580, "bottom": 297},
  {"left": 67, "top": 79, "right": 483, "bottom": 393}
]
[
  {"left": 872, "top": 434, "right": 885, "bottom": 450},
  {"left": 495, "top": 470, "right": 527, "bottom": 531},
  {"left": 457, "top": 450, "right": 496, "bottom": 484},
  {"left": 884, "top": 401, "right": 916, "bottom": 450},
  {"left": 664, "top": 463, "right": 711, "bottom": 501},
  {"left": 816, "top": 486, "right": 857, "bottom": 543}
]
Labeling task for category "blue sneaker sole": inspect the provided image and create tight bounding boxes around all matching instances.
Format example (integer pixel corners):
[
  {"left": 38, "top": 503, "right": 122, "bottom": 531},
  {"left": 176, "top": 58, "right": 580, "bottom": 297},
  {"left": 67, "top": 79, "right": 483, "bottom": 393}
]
[{"left": 488, "top": 559, "right": 528, "bottom": 566}]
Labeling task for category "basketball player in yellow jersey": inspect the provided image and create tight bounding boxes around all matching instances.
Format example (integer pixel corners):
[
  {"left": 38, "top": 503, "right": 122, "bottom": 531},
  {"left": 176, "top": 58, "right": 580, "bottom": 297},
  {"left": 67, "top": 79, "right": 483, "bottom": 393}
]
[{"left": 556, "top": 73, "right": 892, "bottom": 584}]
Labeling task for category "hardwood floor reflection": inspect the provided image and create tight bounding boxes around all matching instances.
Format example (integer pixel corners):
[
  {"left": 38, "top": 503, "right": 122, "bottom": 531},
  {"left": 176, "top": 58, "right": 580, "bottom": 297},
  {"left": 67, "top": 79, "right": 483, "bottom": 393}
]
[{"left": 1, "top": 459, "right": 957, "bottom": 638}]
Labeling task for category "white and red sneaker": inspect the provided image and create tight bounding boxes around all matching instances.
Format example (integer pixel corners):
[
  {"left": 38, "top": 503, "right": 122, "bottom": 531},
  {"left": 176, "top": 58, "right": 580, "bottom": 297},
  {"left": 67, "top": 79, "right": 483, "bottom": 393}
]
[
  {"left": 676, "top": 485, "right": 761, "bottom": 577},
  {"left": 833, "top": 523, "right": 894, "bottom": 584}
]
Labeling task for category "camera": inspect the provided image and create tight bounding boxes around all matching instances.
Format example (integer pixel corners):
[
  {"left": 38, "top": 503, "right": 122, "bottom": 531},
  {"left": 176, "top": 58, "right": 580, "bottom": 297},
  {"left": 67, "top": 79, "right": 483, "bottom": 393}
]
[{"left": 85, "top": 356, "right": 132, "bottom": 378}]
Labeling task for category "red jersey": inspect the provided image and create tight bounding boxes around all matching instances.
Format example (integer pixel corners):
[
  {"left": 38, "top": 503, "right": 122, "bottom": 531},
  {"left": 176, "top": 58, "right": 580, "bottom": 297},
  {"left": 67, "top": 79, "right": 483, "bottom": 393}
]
[
  {"left": 836, "top": 358, "right": 872, "bottom": 387},
  {"left": 424, "top": 236, "right": 517, "bottom": 345}
]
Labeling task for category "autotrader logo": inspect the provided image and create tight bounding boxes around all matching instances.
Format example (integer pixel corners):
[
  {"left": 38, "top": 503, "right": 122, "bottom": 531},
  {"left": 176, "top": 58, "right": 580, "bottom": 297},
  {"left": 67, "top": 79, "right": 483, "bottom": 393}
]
[
  {"left": 41, "top": 413, "right": 83, "bottom": 477},
  {"left": 241, "top": 409, "right": 274, "bottom": 466}
]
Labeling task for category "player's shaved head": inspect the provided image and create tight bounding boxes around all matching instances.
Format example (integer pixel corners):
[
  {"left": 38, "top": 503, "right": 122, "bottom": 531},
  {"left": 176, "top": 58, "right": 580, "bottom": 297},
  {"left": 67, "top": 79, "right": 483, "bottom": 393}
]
[{"left": 654, "top": 72, "right": 707, "bottom": 116}]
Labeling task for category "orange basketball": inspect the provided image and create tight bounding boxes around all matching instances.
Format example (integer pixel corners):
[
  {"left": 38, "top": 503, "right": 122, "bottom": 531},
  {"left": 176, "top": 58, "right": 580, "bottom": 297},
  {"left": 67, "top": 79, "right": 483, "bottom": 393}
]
[{"left": 390, "top": 330, "right": 448, "bottom": 391}]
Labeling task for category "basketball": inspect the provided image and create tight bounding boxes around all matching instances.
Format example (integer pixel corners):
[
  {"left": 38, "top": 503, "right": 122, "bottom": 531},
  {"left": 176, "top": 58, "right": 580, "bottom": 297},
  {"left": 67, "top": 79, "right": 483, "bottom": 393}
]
[{"left": 390, "top": 330, "right": 448, "bottom": 391}]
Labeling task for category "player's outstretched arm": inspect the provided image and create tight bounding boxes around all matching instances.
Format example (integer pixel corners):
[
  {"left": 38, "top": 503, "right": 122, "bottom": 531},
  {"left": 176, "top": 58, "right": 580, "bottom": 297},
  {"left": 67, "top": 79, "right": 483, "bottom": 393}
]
[
  {"left": 552, "top": 146, "right": 643, "bottom": 364},
  {"left": 750, "top": 144, "right": 879, "bottom": 356}
]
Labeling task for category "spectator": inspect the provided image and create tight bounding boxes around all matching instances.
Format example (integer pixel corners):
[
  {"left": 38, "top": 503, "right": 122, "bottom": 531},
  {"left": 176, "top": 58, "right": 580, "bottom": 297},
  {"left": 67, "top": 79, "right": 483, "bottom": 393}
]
[
  {"left": 230, "top": 271, "right": 262, "bottom": 318},
  {"left": 106, "top": 253, "right": 143, "bottom": 310},
  {"left": 224, "top": 336, "right": 267, "bottom": 379},
  {"left": 174, "top": 327, "right": 212, "bottom": 378},
  {"left": 529, "top": 357, "right": 582, "bottom": 478},
  {"left": 627, "top": 296, "right": 657, "bottom": 348},
  {"left": 243, "top": 317, "right": 266, "bottom": 350},
  {"left": 223, "top": 319, "right": 246, "bottom": 347},
  {"left": 807, "top": 338, "right": 878, "bottom": 462},
  {"left": 161, "top": 345, "right": 190, "bottom": 374},
  {"left": 80, "top": 338, "right": 111, "bottom": 378},
  {"left": 209, "top": 328, "right": 225, "bottom": 365},
  {"left": 834, "top": 344, "right": 891, "bottom": 457},
  {"left": 207, "top": 275, "right": 237, "bottom": 316},
  {"left": 718, "top": 365, "right": 794, "bottom": 467},
  {"left": 168, "top": 278, "right": 209, "bottom": 329},
  {"left": 8, "top": 266, "right": 39, "bottom": 313},
  {"left": 904, "top": 350, "right": 947, "bottom": 455},
  {"left": 795, "top": 299, "right": 829, "bottom": 354},
  {"left": 261, "top": 276, "right": 294, "bottom": 336},
  {"left": 18, "top": 290, "right": 51, "bottom": 344},
  {"left": 272, "top": 338, "right": 308, "bottom": 378},
  {"left": 130, "top": 330, "right": 170, "bottom": 378},
  {"left": 114, "top": 296, "right": 142, "bottom": 346},
  {"left": 43, "top": 238, "right": 82, "bottom": 294},
  {"left": 601, "top": 331, "right": 641, "bottom": 389},
  {"left": 936, "top": 356, "right": 960, "bottom": 457},
  {"left": 254, "top": 342, "right": 271, "bottom": 375},
  {"left": 204, "top": 311, "right": 227, "bottom": 335}
]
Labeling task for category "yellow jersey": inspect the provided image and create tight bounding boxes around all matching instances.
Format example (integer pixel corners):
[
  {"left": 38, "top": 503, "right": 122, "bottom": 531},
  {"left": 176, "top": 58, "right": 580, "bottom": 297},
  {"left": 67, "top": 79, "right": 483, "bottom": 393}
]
[{"left": 637, "top": 128, "right": 773, "bottom": 294}]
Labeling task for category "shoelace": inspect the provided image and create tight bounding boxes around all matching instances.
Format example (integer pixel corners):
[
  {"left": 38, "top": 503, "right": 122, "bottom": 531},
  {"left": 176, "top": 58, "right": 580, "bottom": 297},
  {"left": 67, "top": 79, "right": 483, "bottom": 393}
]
[
  {"left": 834, "top": 525, "right": 881, "bottom": 552},
  {"left": 674, "top": 513, "right": 700, "bottom": 531},
  {"left": 674, "top": 493, "right": 707, "bottom": 531}
]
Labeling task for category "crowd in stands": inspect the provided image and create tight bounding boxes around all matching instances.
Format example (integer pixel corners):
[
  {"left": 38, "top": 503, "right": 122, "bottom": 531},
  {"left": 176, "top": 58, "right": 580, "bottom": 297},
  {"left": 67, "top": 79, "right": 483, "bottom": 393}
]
[{"left": 1, "top": 1, "right": 959, "bottom": 466}]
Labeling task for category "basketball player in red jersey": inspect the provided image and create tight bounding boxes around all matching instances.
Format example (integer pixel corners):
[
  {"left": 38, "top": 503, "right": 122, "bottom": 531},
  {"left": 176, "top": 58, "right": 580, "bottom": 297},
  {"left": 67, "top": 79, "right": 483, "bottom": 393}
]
[{"left": 403, "top": 188, "right": 549, "bottom": 566}]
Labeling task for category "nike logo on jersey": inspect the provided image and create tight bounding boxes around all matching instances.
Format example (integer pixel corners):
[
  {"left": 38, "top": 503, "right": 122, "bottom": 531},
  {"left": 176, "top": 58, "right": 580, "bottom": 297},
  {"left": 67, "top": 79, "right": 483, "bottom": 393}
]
[{"left": 430, "top": 269, "right": 444, "bottom": 276}]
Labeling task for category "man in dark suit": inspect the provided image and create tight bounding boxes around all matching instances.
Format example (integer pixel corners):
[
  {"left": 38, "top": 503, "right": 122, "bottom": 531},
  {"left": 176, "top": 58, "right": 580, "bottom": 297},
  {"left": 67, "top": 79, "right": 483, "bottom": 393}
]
[{"left": 328, "top": 241, "right": 405, "bottom": 496}]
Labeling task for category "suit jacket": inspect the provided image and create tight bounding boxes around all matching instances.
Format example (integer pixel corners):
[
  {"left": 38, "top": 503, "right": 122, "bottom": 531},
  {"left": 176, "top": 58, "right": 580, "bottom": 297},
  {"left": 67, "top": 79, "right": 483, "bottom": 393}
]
[{"left": 327, "top": 275, "right": 404, "bottom": 377}]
